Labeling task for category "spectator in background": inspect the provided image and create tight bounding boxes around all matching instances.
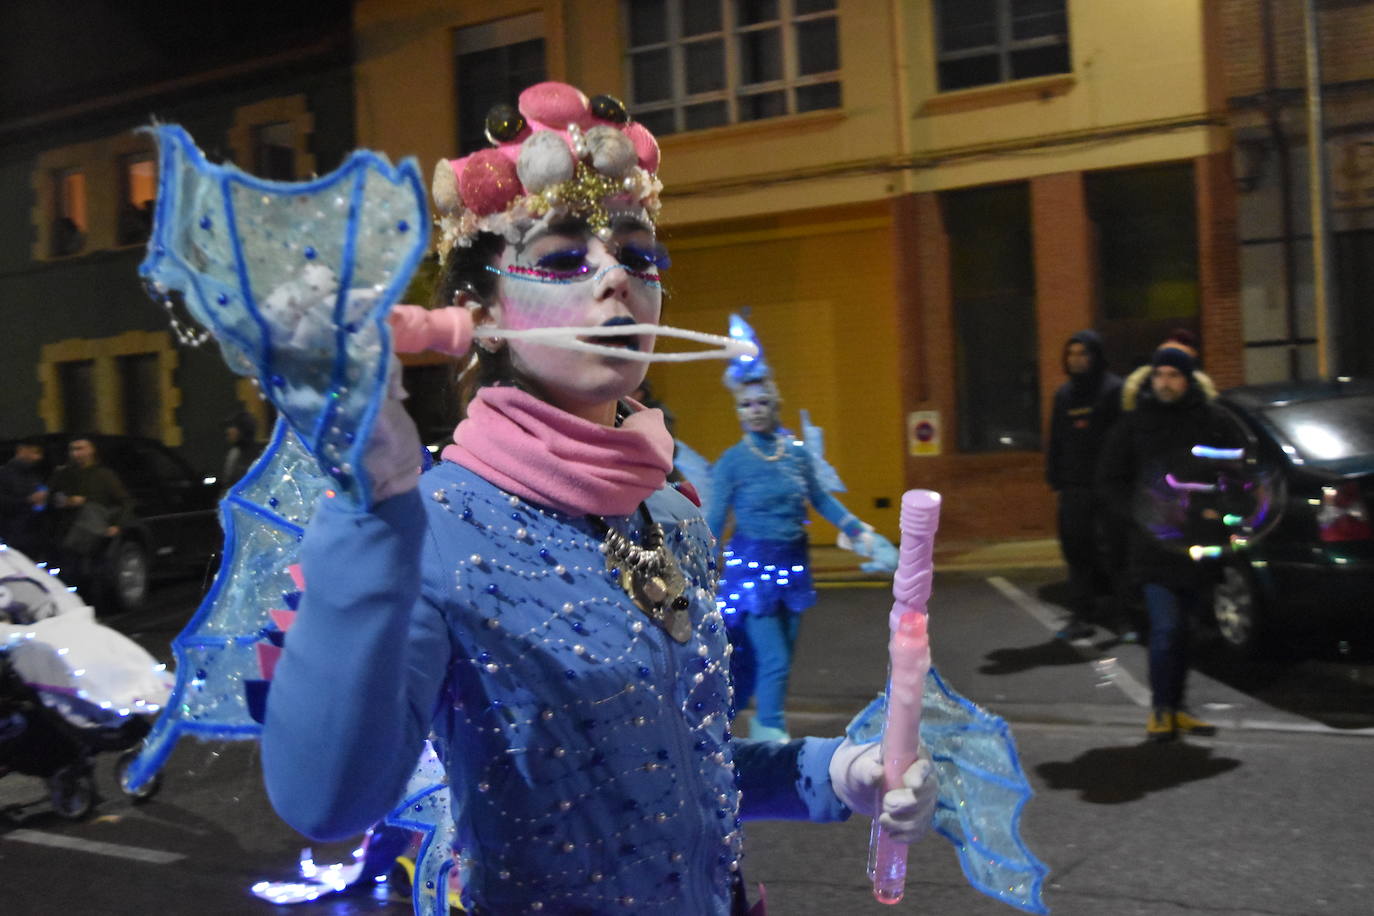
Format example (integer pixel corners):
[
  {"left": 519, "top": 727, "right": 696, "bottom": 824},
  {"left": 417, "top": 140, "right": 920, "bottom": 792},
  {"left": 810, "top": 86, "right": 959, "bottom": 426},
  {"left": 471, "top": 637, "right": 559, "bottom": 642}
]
[
  {"left": 48, "top": 437, "right": 133, "bottom": 609},
  {"left": 0, "top": 440, "right": 49, "bottom": 558},
  {"left": 1098, "top": 344, "right": 1237, "bottom": 741},
  {"left": 1121, "top": 329, "right": 1216, "bottom": 412},
  {"left": 220, "top": 410, "right": 260, "bottom": 493},
  {"left": 1046, "top": 330, "right": 1124, "bottom": 641}
]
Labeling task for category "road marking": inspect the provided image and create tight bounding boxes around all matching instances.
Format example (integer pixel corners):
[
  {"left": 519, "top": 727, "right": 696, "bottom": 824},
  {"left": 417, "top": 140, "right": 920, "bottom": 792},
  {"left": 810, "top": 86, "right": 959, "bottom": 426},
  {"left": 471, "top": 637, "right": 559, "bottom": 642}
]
[
  {"left": 3, "top": 829, "right": 185, "bottom": 864},
  {"left": 985, "top": 575, "right": 1152, "bottom": 707}
]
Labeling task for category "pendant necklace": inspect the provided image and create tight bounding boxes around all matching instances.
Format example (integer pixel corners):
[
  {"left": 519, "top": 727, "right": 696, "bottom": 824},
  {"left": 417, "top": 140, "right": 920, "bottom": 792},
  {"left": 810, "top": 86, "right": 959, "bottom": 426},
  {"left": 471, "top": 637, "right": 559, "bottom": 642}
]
[
  {"left": 590, "top": 503, "right": 692, "bottom": 643},
  {"left": 745, "top": 433, "right": 787, "bottom": 462}
]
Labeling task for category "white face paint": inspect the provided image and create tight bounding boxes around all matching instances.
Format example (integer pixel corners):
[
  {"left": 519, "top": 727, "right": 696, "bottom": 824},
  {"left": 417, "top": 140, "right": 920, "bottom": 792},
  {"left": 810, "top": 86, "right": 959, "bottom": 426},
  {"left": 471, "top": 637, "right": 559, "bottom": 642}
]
[
  {"left": 734, "top": 383, "right": 778, "bottom": 434},
  {"left": 480, "top": 212, "right": 664, "bottom": 422}
]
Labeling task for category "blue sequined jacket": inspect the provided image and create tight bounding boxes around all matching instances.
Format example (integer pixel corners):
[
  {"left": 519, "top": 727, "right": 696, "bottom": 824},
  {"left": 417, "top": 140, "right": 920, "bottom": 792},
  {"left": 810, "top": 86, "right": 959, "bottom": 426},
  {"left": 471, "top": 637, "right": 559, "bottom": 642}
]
[
  {"left": 262, "top": 460, "right": 847, "bottom": 915},
  {"left": 705, "top": 432, "right": 863, "bottom": 544}
]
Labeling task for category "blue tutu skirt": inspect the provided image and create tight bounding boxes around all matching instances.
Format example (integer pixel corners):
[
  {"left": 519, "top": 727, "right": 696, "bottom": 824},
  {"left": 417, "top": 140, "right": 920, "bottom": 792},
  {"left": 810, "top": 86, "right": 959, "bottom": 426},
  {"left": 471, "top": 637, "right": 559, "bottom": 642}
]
[{"left": 716, "top": 535, "right": 814, "bottom": 622}]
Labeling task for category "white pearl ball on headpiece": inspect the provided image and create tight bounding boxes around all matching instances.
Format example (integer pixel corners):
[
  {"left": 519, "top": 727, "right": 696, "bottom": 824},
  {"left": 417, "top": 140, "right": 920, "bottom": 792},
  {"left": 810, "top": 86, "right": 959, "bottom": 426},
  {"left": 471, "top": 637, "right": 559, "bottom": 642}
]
[
  {"left": 584, "top": 126, "right": 637, "bottom": 178},
  {"left": 517, "top": 130, "right": 577, "bottom": 194}
]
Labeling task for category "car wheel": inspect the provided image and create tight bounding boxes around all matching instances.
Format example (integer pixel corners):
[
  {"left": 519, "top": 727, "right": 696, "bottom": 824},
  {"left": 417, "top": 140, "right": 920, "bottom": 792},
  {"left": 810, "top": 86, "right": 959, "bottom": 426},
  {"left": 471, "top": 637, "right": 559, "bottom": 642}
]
[
  {"left": 109, "top": 540, "right": 150, "bottom": 612},
  {"left": 1212, "top": 563, "right": 1270, "bottom": 658}
]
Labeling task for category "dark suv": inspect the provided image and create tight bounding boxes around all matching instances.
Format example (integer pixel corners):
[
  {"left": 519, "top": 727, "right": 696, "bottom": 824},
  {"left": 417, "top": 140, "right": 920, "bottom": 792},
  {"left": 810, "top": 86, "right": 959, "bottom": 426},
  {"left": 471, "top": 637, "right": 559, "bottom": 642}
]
[{"left": 0, "top": 434, "right": 221, "bottom": 611}]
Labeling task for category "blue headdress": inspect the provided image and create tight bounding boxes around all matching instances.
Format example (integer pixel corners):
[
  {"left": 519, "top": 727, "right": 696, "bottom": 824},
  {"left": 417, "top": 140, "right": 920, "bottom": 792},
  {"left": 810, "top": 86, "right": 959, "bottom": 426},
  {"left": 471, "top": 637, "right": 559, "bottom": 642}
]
[{"left": 723, "top": 312, "right": 775, "bottom": 392}]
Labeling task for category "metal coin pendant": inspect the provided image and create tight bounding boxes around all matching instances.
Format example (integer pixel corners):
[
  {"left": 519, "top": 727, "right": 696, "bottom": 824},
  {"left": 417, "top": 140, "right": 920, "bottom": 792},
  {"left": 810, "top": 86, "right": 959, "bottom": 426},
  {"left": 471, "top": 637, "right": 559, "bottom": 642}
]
[
  {"left": 605, "top": 536, "right": 692, "bottom": 643},
  {"left": 597, "top": 513, "right": 694, "bottom": 643}
]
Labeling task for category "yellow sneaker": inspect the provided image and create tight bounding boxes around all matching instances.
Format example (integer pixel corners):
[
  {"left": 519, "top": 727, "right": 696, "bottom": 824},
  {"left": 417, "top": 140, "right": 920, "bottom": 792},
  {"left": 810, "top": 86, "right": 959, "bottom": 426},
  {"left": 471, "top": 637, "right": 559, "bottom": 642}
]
[
  {"left": 1146, "top": 708, "right": 1176, "bottom": 741},
  {"left": 1174, "top": 708, "right": 1217, "bottom": 736}
]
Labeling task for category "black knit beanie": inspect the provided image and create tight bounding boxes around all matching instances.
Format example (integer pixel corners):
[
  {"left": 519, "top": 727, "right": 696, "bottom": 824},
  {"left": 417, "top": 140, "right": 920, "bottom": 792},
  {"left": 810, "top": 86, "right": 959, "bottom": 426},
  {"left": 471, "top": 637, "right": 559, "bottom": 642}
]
[{"left": 1151, "top": 344, "right": 1195, "bottom": 376}]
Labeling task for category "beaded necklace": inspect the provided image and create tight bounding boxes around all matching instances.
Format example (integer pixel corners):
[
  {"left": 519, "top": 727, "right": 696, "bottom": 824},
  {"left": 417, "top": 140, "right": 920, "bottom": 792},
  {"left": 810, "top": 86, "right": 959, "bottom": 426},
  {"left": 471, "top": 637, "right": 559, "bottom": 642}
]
[
  {"left": 588, "top": 504, "right": 692, "bottom": 643},
  {"left": 744, "top": 432, "right": 787, "bottom": 462}
]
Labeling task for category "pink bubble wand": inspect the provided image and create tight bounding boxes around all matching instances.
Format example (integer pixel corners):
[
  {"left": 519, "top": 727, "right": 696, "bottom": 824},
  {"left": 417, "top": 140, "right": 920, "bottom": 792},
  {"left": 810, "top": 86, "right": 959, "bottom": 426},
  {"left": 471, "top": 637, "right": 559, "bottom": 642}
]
[{"left": 868, "top": 489, "right": 941, "bottom": 905}]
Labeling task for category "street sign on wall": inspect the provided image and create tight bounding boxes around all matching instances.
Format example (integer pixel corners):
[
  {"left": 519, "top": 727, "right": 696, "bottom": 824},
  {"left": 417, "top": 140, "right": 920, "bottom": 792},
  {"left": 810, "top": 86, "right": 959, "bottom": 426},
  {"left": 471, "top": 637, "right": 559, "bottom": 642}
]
[{"left": 907, "top": 410, "right": 941, "bottom": 456}]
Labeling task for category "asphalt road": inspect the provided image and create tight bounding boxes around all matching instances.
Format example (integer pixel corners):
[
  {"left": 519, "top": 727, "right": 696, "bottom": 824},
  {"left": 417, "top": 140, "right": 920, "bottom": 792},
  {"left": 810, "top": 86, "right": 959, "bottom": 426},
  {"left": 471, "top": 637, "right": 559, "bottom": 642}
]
[{"left": 3, "top": 568, "right": 1372, "bottom": 915}]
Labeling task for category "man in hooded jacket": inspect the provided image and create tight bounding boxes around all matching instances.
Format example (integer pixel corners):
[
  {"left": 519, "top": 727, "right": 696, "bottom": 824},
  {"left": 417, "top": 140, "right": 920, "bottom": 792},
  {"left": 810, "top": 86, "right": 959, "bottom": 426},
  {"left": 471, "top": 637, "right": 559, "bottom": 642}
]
[
  {"left": 1046, "top": 330, "right": 1122, "bottom": 640},
  {"left": 1097, "top": 344, "right": 1239, "bottom": 740}
]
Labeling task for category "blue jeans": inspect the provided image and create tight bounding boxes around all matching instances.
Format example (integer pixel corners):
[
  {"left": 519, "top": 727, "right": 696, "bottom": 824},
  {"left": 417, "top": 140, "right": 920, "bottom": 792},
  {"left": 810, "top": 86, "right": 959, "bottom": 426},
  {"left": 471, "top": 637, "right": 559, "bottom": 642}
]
[
  {"left": 1142, "top": 583, "right": 1202, "bottom": 709},
  {"left": 732, "top": 611, "right": 802, "bottom": 731}
]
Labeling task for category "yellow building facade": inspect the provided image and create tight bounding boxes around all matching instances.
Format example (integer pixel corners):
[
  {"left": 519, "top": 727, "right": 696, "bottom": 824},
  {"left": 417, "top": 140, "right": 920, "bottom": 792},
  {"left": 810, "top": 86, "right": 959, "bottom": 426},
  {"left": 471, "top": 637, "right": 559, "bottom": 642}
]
[{"left": 354, "top": 0, "right": 1241, "bottom": 542}]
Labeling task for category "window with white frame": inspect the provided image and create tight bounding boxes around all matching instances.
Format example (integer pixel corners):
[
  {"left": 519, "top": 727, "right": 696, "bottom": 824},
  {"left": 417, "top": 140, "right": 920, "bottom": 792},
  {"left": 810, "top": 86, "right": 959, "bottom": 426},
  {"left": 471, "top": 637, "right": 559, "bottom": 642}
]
[
  {"left": 624, "top": 0, "right": 840, "bottom": 136},
  {"left": 934, "top": 0, "right": 1070, "bottom": 92}
]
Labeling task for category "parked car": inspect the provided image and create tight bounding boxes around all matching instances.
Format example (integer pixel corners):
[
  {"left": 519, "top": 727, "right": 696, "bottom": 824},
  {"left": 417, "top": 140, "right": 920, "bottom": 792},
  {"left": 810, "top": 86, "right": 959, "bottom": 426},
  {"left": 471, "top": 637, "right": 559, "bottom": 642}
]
[
  {"left": 0, "top": 434, "right": 222, "bottom": 612},
  {"left": 1210, "top": 378, "right": 1374, "bottom": 657}
]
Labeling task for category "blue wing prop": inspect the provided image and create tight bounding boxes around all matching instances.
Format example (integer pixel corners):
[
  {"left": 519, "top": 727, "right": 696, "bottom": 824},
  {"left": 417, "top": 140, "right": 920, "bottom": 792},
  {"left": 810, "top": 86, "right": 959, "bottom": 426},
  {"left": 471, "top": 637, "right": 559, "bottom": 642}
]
[
  {"left": 123, "top": 127, "right": 456, "bottom": 915},
  {"left": 384, "top": 742, "right": 456, "bottom": 916},
  {"left": 848, "top": 669, "right": 1051, "bottom": 914},
  {"left": 798, "top": 409, "right": 845, "bottom": 494},
  {"left": 124, "top": 122, "right": 427, "bottom": 784},
  {"left": 121, "top": 419, "right": 326, "bottom": 791},
  {"left": 139, "top": 123, "right": 428, "bottom": 506}
]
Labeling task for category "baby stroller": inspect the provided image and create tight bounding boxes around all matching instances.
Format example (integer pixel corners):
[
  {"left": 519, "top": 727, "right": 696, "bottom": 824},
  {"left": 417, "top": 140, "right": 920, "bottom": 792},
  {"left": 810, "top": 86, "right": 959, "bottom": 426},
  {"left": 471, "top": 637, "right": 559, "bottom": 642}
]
[{"left": 0, "top": 542, "right": 171, "bottom": 818}]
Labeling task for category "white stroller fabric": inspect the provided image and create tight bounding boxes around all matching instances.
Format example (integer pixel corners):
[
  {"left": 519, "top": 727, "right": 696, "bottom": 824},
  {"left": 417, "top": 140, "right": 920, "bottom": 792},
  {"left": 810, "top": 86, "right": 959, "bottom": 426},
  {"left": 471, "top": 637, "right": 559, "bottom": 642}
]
[{"left": 0, "top": 544, "right": 172, "bottom": 713}]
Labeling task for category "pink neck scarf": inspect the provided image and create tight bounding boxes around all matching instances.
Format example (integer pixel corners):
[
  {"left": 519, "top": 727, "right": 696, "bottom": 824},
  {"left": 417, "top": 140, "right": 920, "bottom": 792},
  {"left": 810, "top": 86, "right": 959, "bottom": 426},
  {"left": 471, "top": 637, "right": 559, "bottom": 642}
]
[{"left": 442, "top": 387, "right": 674, "bottom": 517}]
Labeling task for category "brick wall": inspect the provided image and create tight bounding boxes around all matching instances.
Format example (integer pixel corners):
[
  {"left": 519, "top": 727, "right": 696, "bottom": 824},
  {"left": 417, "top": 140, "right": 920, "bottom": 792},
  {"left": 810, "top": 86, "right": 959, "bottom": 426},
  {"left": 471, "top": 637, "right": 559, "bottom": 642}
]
[
  {"left": 898, "top": 192, "right": 1057, "bottom": 543},
  {"left": 1222, "top": 0, "right": 1374, "bottom": 101},
  {"left": 1196, "top": 152, "right": 1246, "bottom": 390},
  {"left": 1031, "top": 172, "right": 1095, "bottom": 435},
  {"left": 893, "top": 153, "right": 1245, "bottom": 542}
]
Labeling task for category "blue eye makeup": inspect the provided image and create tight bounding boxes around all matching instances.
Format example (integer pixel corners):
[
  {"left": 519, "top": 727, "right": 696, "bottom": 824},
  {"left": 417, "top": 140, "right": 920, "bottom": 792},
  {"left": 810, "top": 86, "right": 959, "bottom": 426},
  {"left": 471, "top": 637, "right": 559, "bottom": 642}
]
[{"left": 484, "top": 240, "right": 670, "bottom": 287}]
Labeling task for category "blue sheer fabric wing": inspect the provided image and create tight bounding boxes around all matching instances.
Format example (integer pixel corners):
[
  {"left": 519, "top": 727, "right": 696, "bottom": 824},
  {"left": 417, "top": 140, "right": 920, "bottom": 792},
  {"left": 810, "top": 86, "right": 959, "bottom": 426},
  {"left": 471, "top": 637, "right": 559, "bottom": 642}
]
[
  {"left": 384, "top": 741, "right": 455, "bottom": 916},
  {"left": 125, "top": 128, "right": 452, "bottom": 916},
  {"left": 138, "top": 123, "right": 429, "bottom": 506},
  {"left": 847, "top": 669, "right": 1050, "bottom": 914},
  {"left": 122, "top": 418, "right": 327, "bottom": 790},
  {"left": 798, "top": 409, "right": 845, "bottom": 493}
]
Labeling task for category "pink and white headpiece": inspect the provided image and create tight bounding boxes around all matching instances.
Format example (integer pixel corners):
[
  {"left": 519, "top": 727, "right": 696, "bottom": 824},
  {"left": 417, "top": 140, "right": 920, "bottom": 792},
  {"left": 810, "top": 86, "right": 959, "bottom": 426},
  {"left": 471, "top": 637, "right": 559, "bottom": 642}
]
[{"left": 432, "top": 82, "right": 662, "bottom": 259}]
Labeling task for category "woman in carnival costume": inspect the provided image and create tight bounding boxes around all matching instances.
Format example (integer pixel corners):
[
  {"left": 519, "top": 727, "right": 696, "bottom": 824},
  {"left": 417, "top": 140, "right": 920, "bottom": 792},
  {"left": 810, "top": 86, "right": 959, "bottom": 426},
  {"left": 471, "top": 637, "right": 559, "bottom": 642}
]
[
  {"left": 221, "top": 83, "right": 936, "bottom": 914},
  {"left": 707, "top": 324, "right": 890, "bottom": 742}
]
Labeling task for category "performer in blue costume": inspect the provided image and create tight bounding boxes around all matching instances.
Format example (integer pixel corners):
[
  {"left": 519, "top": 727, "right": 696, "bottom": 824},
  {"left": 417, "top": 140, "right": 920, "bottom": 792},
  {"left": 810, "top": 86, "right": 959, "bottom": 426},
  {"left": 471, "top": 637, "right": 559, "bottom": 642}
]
[
  {"left": 707, "top": 316, "right": 890, "bottom": 742},
  {"left": 136, "top": 78, "right": 1048, "bottom": 915},
  {"left": 149, "top": 82, "right": 935, "bottom": 915}
]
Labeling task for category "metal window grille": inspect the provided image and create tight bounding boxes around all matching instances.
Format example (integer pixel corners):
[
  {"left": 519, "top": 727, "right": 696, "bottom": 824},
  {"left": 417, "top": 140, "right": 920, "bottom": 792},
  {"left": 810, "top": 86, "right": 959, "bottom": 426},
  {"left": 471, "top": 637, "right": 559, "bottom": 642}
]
[
  {"left": 934, "top": 0, "right": 1070, "bottom": 92},
  {"left": 624, "top": 0, "right": 840, "bottom": 136}
]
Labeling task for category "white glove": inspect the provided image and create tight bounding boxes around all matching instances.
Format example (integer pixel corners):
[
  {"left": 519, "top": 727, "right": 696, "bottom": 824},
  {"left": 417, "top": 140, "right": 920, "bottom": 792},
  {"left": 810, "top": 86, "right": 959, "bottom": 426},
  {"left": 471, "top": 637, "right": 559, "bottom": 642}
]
[
  {"left": 362, "top": 357, "right": 423, "bottom": 503},
  {"left": 836, "top": 522, "right": 877, "bottom": 557},
  {"left": 829, "top": 738, "right": 937, "bottom": 845}
]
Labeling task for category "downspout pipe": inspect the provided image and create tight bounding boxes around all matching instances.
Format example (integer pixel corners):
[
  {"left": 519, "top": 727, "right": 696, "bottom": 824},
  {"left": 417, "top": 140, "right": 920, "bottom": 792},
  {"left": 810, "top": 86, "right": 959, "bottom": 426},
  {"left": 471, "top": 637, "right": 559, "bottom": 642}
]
[
  {"left": 1304, "top": 0, "right": 1339, "bottom": 377},
  {"left": 1261, "top": 0, "right": 1300, "bottom": 381}
]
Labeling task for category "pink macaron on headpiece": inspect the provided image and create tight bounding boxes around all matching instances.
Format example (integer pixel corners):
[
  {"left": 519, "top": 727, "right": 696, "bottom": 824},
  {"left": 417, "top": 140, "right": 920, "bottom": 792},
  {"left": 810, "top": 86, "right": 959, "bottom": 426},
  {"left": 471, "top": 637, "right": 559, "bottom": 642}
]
[{"left": 432, "top": 82, "right": 662, "bottom": 259}]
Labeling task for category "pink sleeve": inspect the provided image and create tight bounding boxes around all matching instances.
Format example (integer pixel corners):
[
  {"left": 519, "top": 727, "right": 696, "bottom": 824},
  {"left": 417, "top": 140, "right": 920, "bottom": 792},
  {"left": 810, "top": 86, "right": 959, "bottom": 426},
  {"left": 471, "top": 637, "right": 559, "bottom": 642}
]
[{"left": 388, "top": 305, "right": 473, "bottom": 357}]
